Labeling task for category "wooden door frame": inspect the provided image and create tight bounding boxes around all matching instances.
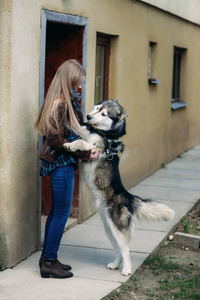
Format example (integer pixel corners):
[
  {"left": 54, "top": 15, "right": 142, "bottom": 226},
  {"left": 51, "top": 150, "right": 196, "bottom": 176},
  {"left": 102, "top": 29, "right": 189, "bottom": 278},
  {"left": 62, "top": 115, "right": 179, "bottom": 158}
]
[{"left": 36, "top": 9, "right": 88, "bottom": 249}]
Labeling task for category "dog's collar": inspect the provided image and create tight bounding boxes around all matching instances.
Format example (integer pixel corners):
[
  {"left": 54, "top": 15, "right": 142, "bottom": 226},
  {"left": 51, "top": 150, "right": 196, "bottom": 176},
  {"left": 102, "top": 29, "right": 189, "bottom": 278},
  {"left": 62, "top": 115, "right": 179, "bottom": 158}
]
[
  {"left": 85, "top": 123, "right": 118, "bottom": 160},
  {"left": 85, "top": 123, "right": 120, "bottom": 140},
  {"left": 103, "top": 137, "right": 119, "bottom": 161}
]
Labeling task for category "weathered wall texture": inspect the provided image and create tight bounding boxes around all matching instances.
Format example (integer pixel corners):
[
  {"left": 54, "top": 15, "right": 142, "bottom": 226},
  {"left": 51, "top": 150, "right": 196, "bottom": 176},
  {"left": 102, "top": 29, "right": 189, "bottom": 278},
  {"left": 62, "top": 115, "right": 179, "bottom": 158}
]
[
  {"left": 0, "top": 0, "right": 12, "bottom": 270},
  {"left": 1, "top": 0, "right": 200, "bottom": 268}
]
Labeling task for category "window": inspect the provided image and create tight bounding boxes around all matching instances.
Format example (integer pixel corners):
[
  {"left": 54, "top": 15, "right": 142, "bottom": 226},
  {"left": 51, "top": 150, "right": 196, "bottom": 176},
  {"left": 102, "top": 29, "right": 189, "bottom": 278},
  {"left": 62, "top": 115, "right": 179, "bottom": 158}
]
[
  {"left": 171, "top": 47, "right": 187, "bottom": 110},
  {"left": 148, "top": 42, "right": 157, "bottom": 79},
  {"left": 148, "top": 42, "right": 160, "bottom": 84},
  {"left": 94, "top": 34, "right": 110, "bottom": 104}
]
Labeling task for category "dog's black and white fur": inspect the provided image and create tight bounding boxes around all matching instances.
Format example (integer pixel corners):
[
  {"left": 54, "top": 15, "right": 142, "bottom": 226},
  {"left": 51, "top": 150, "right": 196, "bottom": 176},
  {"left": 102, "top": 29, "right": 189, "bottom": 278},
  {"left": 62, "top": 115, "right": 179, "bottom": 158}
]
[{"left": 63, "top": 99, "right": 174, "bottom": 276}]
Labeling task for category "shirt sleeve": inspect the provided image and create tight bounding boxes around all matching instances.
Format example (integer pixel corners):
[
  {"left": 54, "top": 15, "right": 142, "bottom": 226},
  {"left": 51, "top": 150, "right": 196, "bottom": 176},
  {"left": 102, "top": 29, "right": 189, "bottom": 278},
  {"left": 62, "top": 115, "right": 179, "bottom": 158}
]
[{"left": 47, "top": 102, "right": 91, "bottom": 160}]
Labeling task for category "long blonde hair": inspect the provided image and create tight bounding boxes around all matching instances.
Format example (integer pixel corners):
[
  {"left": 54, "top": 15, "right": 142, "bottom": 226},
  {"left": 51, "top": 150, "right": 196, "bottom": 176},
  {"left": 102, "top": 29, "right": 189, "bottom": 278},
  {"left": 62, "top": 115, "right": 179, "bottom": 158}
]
[{"left": 35, "top": 59, "right": 85, "bottom": 137}]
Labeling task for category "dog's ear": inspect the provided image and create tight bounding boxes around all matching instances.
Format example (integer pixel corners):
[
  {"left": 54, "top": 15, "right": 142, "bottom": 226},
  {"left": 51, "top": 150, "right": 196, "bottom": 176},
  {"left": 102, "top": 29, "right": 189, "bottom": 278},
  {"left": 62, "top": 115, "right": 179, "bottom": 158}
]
[
  {"left": 118, "top": 112, "right": 128, "bottom": 120},
  {"left": 118, "top": 113, "right": 124, "bottom": 121}
]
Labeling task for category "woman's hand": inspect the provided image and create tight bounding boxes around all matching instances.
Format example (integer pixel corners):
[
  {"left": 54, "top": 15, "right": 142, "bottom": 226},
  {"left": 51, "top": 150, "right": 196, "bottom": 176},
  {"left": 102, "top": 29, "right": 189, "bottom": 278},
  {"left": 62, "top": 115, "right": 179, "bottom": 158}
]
[{"left": 88, "top": 149, "right": 99, "bottom": 161}]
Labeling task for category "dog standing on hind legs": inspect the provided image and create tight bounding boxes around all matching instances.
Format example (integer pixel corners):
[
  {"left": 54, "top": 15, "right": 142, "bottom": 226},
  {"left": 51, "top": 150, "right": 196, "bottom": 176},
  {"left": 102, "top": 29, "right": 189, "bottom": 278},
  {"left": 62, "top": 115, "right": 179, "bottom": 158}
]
[{"left": 63, "top": 99, "right": 174, "bottom": 276}]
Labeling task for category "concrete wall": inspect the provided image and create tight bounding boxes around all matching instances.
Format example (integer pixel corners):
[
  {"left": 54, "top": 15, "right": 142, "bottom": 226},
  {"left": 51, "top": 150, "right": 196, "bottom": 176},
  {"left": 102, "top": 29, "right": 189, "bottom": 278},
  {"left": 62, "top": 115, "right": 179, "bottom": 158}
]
[{"left": 1, "top": 0, "right": 200, "bottom": 268}]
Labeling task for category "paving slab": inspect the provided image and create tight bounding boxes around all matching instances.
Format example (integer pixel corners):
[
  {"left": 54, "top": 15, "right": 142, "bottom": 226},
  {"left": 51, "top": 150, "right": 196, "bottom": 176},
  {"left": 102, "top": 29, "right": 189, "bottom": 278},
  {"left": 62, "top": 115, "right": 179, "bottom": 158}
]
[
  {"left": 61, "top": 222, "right": 167, "bottom": 254},
  {"left": 129, "top": 185, "right": 200, "bottom": 202},
  {"left": 167, "top": 155, "right": 200, "bottom": 170},
  {"left": 129, "top": 229, "right": 167, "bottom": 253},
  {"left": 138, "top": 176, "right": 200, "bottom": 191},
  {"left": 153, "top": 167, "right": 200, "bottom": 180},
  {"left": 182, "top": 148, "right": 200, "bottom": 156},
  {"left": 1, "top": 143, "right": 200, "bottom": 300},
  {"left": 58, "top": 246, "right": 149, "bottom": 282},
  {"left": 0, "top": 269, "right": 120, "bottom": 300}
]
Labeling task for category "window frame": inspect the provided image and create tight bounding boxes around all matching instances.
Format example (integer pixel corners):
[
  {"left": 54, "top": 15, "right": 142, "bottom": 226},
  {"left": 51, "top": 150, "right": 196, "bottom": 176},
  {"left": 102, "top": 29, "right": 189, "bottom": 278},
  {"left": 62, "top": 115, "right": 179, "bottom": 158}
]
[
  {"left": 148, "top": 41, "right": 160, "bottom": 85},
  {"left": 94, "top": 34, "right": 110, "bottom": 104},
  {"left": 171, "top": 46, "right": 188, "bottom": 110}
]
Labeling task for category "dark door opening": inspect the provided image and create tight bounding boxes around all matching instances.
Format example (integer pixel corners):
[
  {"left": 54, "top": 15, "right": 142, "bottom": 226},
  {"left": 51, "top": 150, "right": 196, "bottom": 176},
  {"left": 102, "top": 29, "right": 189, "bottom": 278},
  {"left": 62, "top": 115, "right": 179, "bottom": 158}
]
[{"left": 42, "top": 21, "right": 84, "bottom": 218}]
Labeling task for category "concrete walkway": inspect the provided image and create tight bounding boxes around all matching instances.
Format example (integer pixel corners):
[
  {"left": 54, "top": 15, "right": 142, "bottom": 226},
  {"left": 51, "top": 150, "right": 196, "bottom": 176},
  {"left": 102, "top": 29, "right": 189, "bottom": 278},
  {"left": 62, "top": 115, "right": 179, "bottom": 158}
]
[{"left": 1, "top": 144, "right": 200, "bottom": 300}]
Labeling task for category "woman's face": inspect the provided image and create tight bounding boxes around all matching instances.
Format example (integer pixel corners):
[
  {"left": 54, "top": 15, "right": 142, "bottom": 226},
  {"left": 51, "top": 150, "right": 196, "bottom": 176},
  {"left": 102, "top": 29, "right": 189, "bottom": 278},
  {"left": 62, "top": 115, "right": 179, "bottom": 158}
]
[
  {"left": 73, "top": 74, "right": 84, "bottom": 91},
  {"left": 74, "top": 84, "right": 82, "bottom": 91}
]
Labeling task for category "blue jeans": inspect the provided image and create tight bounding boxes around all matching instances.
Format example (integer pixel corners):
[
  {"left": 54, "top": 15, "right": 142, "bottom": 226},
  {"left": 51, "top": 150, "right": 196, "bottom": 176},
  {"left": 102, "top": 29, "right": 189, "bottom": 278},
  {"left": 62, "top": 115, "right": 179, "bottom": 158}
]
[{"left": 43, "top": 164, "right": 75, "bottom": 260}]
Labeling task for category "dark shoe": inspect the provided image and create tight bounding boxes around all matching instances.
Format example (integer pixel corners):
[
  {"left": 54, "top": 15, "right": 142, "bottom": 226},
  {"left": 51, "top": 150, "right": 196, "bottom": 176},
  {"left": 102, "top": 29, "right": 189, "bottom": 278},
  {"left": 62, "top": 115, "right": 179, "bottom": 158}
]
[
  {"left": 39, "top": 255, "right": 71, "bottom": 271},
  {"left": 40, "top": 259, "right": 73, "bottom": 279}
]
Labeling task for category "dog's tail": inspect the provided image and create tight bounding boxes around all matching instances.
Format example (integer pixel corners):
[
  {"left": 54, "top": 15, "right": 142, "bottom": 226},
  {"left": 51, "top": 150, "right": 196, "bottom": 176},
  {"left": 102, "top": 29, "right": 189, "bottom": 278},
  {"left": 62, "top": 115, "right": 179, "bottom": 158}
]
[{"left": 133, "top": 196, "right": 174, "bottom": 221}]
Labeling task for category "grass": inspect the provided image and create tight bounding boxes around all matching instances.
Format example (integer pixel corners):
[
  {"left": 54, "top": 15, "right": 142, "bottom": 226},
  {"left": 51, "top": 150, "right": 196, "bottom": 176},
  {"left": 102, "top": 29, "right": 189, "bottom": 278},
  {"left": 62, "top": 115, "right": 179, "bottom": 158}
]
[
  {"left": 143, "top": 253, "right": 200, "bottom": 299},
  {"left": 143, "top": 253, "right": 180, "bottom": 274},
  {"left": 183, "top": 216, "right": 190, "bottom": 234},
  {"left": 102, "top": 244, "right": 200, "bottom": 300}
]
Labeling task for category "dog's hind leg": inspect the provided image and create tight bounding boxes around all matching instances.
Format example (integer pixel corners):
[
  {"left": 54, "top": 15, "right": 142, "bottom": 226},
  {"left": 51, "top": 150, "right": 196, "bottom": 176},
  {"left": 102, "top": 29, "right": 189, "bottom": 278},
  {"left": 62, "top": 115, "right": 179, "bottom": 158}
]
[
  {"left": 101, "top": 213, "right": 131, "bottom": 276},
  {"left": 120, "top": 244, "right": 131, "bottom": 276},
  {"left": 114, "top": 230, "right": 131, "bottom": 276},
  {"left": 106, "top": 231, "right": 122, "bottom": 270},
  {"left": 100, "top": 213, "right": 122, "bottom": 269}
]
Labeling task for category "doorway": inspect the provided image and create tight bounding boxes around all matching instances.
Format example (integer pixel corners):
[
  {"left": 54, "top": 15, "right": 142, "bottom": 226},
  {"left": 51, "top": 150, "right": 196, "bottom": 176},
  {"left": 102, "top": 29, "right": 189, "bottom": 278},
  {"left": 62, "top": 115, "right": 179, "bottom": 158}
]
[
  {"left": 43, "top": 21, "right": 84, "bottom": 218},
  {"left": 38, "top": 10, "right": 88, "bottom": 246}
]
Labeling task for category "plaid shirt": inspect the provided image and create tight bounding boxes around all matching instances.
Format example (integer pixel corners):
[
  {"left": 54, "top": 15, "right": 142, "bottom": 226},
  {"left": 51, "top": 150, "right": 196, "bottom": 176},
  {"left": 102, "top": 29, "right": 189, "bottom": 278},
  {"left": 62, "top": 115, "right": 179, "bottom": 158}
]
[
  {"left": 40, "top": 133, "right": 78, "bottom": 176},
  {"left": 40, "top": 91, "right": 81, "bottom": 176}
]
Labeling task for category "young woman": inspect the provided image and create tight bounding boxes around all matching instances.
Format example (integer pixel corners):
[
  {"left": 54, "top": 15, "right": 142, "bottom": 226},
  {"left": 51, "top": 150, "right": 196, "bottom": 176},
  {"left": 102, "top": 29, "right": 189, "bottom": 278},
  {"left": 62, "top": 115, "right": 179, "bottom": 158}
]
[{"left": 35, "top": 60, "right": 99, "bottom": 279}]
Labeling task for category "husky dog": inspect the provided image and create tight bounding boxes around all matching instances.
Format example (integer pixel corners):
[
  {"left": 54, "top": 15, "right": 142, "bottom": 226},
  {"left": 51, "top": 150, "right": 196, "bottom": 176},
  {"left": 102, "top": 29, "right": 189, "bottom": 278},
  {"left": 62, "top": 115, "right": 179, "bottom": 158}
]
[{"left": 63, "top": 99, "right": 174, "bottom": 276}]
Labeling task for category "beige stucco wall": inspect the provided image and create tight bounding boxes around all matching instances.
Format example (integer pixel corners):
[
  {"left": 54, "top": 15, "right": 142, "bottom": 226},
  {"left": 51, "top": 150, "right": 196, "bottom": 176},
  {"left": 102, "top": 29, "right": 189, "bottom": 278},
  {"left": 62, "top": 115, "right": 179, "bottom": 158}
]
[
  {"left": 0, "top": 0, "right": 12, "bottom": 269},
  {"left": 8, "top": 0, "right": 40, "bottom": 265},
  {"left": 0, "top": 0, "right": 41, "bottom": 269},
  {"left": 1, "top": 0, "right": 200, "bottom": 268},
  {"left": 140, "top": 0, "right": 200, "bottom": 25},
  {"left": 107, "top": 2, "right": 200, "bottom": 187}
]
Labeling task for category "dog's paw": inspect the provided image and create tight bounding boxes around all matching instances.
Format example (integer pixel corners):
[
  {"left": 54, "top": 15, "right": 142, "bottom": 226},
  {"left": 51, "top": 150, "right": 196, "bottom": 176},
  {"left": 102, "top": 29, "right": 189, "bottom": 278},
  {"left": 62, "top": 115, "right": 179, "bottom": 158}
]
[
  {"left": 107, "top": 262, "right": 119, "bottom": 270},
  {"left": 121, "top": 266, "right": 131, "bottom": 276},
  {"left": 63, "top": 143, "right": 72, "bottom": 151},
  {"left": 63, "top": 140, "right": 96, "bottom": 152}
]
